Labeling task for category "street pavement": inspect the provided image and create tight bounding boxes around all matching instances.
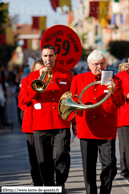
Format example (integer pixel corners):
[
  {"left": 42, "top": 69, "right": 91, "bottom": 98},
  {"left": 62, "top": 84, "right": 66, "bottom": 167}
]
[{"left": 0, "top": 86, "right": 129, "bottom": 194}]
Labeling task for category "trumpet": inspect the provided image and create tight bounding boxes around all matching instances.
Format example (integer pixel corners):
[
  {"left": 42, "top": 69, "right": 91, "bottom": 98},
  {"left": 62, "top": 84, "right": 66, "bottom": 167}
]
[
  {"left": 59, "top": 80, "right": 112, "bottom": 121},
  {"left": 31, "top": 61, "right": 53, "bottom": 93}
]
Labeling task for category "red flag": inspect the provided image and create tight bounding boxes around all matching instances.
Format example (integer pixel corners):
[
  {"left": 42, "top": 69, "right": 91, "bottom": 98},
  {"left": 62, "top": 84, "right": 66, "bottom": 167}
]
[
  {"left": 32, "top": 16, "right": 46, "bottom": 30},
  {"left": 22, "top": 39, "right": 28, "bottom": 49},
  {"left": 89, "top": 1, "right": 99, "bottom": 19},
  {"left": 32, "top": 17, "right": 39, "bottom": 30},
  {"left": 50, "top": 0, "right": 59, "bottom": 11},
  {"left": 0, "top": 28, "right": 6, "bottom": 45},
  {"left": 0, "top": 34, "right": 6, "bottom": 45}
]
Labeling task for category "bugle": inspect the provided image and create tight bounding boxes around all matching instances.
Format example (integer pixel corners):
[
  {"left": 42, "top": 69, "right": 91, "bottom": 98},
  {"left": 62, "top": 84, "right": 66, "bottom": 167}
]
[{"left": 31, "top": 61, "right": 53, "bottom": 93}]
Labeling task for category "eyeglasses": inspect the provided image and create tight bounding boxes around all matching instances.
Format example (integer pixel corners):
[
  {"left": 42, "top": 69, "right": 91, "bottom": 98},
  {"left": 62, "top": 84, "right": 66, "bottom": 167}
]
[{"left": 90, "top": 61, "right": 106, "bottom": 67}]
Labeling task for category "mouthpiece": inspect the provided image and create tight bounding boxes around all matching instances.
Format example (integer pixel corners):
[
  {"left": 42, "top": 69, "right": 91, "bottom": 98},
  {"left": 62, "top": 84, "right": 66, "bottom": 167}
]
[
  {"left": 45, "top": 60, "right": 51, "bottom": 67},
  {"left": 99, "top": 69, "right": 102, "bottom": 72},
  {"left": 46, "top": 60, "right": 50, "bottom": 64}
]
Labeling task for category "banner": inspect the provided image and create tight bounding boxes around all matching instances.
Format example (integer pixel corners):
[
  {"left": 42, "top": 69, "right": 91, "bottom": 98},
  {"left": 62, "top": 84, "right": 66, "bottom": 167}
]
[
  {"left": 59, "top": 0, "right": 71, "bottom": 12},
  {"left": 89, "top": 1, "right": 99, "bottom": 19},
  {"left": 49, "top": 0, "right": 71, "bottom": 12},
  {"left": 0, "top": 28, "right": 6, "bottom": 45},
  {"left": 32, "top": 16, "right": 46, "bottom": 30},
  {"left": 49, "top": 0, "right": 59, "bottom": 11},
  {"left": 39, "top": 16, "right": 47, "bottom": 31},
  {"left": 98, "top": 1, "right": 110, "bottom": 20},
  {"left": 6, "top": 27, "right": 14, "bottom": 45},
  {"left": 89, "top": 1, "right": 110, "bottom": 20}
]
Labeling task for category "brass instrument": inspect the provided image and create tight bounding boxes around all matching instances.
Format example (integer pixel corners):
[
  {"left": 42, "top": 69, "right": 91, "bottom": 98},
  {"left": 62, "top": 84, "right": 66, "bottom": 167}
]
[
  {"left": 59, "top": 80, "right": 112, "bottom": 121},
  {"left": 31, "top": 61, "right": 53, "bottom": 93}
]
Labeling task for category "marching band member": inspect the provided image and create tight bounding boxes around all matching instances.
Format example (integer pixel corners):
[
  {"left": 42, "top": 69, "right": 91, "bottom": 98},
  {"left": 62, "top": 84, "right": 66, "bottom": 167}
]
[
  {"left": 117, "top": 63, "right": 129, "bottom": 178},
  {"left": 26, "top": 45, "right": 73, "bottom": 194},
  {"left": 18, "top": 58, "right": 44, "bottom": 186},
  {"left": 70, "top": 50, "right": 125, "bottom": 194}
]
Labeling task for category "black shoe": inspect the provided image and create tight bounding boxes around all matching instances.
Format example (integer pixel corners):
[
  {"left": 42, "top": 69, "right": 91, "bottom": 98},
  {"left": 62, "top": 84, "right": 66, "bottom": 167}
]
[
  {"left": 121, "top": 172, "right": 129, "bottom": 178},
  {"left": 62, "top": 184, "right": 67, "bottom": 194},
  {"left": 121, "top": 170, "right": 129, "bottom": 178},
  {"left": 121, "top": 173, "right": 129, "bottom": 178},
  {"left": 56, "top": 183, "right": 67, "bottom": 194}
]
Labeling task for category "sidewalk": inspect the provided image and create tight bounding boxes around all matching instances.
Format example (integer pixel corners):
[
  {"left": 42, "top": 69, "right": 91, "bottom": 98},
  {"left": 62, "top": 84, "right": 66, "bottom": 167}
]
[{"left": 0, "top": 86, "right": 129, "bottom": 193}]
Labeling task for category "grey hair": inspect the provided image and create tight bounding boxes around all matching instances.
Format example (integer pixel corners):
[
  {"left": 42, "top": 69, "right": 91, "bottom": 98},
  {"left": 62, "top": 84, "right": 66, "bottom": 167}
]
[{"left": 87, "top": 50, "right": 106, "bottom": 64}]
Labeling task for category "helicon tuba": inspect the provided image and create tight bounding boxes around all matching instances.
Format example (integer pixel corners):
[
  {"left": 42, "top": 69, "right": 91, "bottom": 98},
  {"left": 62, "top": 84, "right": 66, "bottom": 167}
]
[
  {"left": 31, "top": 61, "right": 53, "bottom": 93},
  {"left": 59, "top": 80, "right": 112, "bottom": 121}
]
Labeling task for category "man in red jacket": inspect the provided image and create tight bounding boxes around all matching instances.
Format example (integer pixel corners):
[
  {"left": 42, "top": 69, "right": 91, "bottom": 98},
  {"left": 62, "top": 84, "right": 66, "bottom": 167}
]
[
  {"left": 26, "top": 45, "right": 73, "bottom": 193},
  {"left": 18, "top": 58, "right": 44, "bottom": 186},
  {"left": 70, "top": 50, "right": 125, "bottom": 194},
  {"left": 117, "top": 63, "right": 129, "bottom": 178}
]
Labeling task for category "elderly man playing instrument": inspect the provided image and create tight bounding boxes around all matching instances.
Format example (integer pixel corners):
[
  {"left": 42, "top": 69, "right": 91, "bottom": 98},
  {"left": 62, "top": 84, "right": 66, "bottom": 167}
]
[{"left": 70, "top": 50, "right": 125, "bottom": 194}]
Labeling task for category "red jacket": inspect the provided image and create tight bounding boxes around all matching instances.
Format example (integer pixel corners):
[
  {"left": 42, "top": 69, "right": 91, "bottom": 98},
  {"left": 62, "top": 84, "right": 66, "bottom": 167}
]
[
  {"left": 70, "top": 71, "right": 125, "bottom": 140},
  {"left": 116, "top": 68, "right": 129, "bottom": 127},
  {"left": 18, "top": 76, "right": 34, "bottom": 133},
  {"left": 19, "top": 65, "right": 73, "bottom": 131}
]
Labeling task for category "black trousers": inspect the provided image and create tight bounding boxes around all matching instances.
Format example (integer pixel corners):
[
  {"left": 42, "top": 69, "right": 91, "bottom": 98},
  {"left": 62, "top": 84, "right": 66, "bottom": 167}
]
[
  {"left": 33, "top": 128, "right": 70, "bottom": 186},
  {"left": 0, "top": 105, "right": 4, "bottom": 125},
  {"left": 26, "top": 133, "right": 43, "bottom": 186},
  {"left": 80, "top": 139, "right": 117, "bottom": 194},
  {"left": 118, "top": 126, "right": 129, "bottom": 173}
]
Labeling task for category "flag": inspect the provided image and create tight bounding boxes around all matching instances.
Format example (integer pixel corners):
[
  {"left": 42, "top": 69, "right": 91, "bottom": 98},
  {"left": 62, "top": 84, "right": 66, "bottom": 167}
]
[
  {"left": 22, "top": 39, "right": 27, "bottom": 49},
  {"left": 22, "top": 39, "right": 32, "bottom": 49},
  {"left": 32, "top": 17, "right": 39, "bottom": 29},
  {"left": 49, "top": 0, "right": 59, "bottom": 11},
  {"left": 59, "top": 0, "right": 72, "bottom": 12},
  {"left": 49, "top": 0, "right": 71, "bottom": 12},
  {"left": 32, "top": 16, "right": 46, "bottom": 30},
  {"left": 27, "top": 39, "right": 32, "bottom": 49},
  {"left": 111, "top": 14, "right": 124, "bottom": 25},
  {"left": 0, "top": 28, "right": 6, "bottom": 45},
  {"left": 89, "top": 1, "right": 99, "bottom": 19},
  {"left": 89, "top": 1, "right": 110, "bottom": 20},
  {"left": 120, "top": 14, "right": 124, "bottom": 23},
  {"left": 0, "top": 27, "right": 14, "bottom": 45},
  {"left": 111, "top": 15, "right": 116, "bottom": 24},
  {"left": 39, "top": 16, "right": 47, "bottom": 31},
  {"left": 98, "top": 1, "right": 110, "bottom": 20},
  {"left": 6, "top": 27, "right": 14, "bottom": 45}
]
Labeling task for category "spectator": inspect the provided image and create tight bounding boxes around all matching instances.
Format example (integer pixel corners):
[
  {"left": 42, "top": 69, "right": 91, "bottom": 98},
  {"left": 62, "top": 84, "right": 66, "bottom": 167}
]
[
  {"left": 0, "top": 62, "right": 7, "bottom": 128},
  {"left": 12, "top": 65, "right": 23, "bottom": 125}
]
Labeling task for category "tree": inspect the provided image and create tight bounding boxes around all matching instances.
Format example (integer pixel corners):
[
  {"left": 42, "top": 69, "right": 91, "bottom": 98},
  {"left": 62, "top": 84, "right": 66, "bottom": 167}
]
[
  {"left": 0, "top": 1, "right": 17, "bottom": 68},
  {"left": 107, "top": 41, "right": 129, "bottom": 60},
  {"left": 0, "top": 0, "right": 9, "bottom": 35}
]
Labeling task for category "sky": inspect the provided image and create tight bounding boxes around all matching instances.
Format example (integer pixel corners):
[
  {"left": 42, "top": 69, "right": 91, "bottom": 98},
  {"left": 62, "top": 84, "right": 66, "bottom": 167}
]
[{"left": 2, "top": 0, "right": 82, "bottom": 28}]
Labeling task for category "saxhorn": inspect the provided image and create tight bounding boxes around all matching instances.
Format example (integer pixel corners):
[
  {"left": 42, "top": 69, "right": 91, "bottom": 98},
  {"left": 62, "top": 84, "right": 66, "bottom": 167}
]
[
  {"left": 31, "top": 61, "right": 53, "bottom": 93},
  {"left": 59, "top": 80, "right": 112, "bottom": 121}
]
